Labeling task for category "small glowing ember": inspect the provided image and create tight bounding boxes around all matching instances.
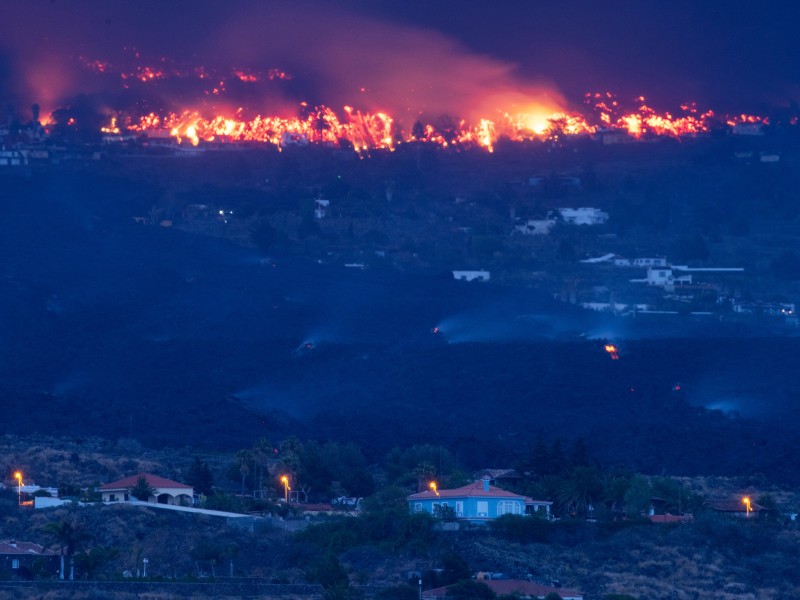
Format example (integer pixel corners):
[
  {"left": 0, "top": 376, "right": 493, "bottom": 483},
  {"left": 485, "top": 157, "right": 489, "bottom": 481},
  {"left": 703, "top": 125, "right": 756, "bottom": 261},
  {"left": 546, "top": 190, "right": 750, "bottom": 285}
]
[{"left": 604, "top": 344, "right": 620, "bottom": 360}]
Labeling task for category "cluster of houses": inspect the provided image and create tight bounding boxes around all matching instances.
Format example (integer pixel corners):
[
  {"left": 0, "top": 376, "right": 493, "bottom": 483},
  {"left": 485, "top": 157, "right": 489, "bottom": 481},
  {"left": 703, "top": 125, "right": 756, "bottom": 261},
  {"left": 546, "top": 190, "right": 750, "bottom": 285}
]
[
  {"left": 513, "top": 207, "right": 609, "bottom": 236},
  {"left": 0, "top": 468, "right": 776, "bottom": 592},
  {"left": 573, "top": 252, "right": 796, "bottom": 319}
]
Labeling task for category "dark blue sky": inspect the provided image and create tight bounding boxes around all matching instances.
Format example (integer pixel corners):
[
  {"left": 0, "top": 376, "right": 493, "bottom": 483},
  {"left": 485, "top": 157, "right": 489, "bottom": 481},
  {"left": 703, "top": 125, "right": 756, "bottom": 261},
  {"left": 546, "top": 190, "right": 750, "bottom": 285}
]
[{"left": 2, "top": 0, "right": 799, "bottom": 115}]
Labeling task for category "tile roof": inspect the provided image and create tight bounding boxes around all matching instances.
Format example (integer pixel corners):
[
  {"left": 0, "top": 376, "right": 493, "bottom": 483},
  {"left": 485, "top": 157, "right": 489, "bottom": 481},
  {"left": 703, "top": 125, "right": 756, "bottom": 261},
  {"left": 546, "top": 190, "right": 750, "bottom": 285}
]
[
  {"left": 648, "top": 513, "right": 694, "bottom": 523},
  {"left": 99, "top": 473, "right": 192, "bottom": 491},
  {"left": 408, "top": 481, "right": 526, "bottom": 501},
  {"left": 407, "top": 481, "right": 550, "bottom": 507},
  {"left": 0, "top": 541, "right": 57, "bottom": 556}
]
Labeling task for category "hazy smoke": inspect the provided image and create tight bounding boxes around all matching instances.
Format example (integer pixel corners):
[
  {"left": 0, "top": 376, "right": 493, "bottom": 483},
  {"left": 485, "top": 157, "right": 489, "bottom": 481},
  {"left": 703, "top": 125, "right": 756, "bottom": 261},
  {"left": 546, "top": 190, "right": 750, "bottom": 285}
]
[{"left": 0, "top": 0, "right": 563, "bottom": 119}]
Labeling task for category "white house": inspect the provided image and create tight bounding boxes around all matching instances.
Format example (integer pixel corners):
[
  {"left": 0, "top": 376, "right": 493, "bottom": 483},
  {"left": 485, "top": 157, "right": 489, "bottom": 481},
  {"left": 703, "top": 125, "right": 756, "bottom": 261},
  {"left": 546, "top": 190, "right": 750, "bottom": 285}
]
[
  {"left": 633, "top": 257, "right": 668, "bottom": 267},
  {"left": 640, "top": 267, "right": 692, "bottom": 287},
  {"left": 552, "top": 207, "right": 609, "bottom": 226},
  {"left": 0, "top": 150, "right": 27, "bottom": 167},
  {"left": 453, "top": 270, "right": 490, "bottom": 282},
  {"left": 513, "top": 218, "right": 556, "bottom": 235},
  {"left": 100, "top": 473, "right": 193, "bottom": 506},
  {"left": 314, "top": 199, "right": 330, "bottom": 219}
]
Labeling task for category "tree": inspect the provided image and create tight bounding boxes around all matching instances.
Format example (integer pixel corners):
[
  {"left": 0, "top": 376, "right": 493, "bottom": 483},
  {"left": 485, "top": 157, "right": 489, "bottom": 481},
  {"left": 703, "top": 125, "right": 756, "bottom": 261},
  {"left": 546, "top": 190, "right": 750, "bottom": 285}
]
[
  {"left": 558, "top": 466, "right": 604, "bottom": 518},
  {"left": 441, "top": 552, "right": 470, "bottom": 585},
  {"left": 445, "top": 580, "right": 496, "bottom": 600},
  {"left": 306, "top": 553, "right": 349, "bottom": 589},
  {"left": 128, "top": 476, "right": 157, "bottom": 501},
  {"left": 74, "top": 546, "right": 119, "bottom": 579},
  {"left": 251, "top": 438, "right": 274, "bottom": 497},
  {"left": 489, "top": 514, "right": 550, "bottom": 543},
  {"left": 236, "top": 450, "right": 252, "bottom": 495},
  {"left": 570, "top": 438, "right": 592, "bottom": 468},
  {"left": 623, "top": 475, "right": 652, "bottom": 518},
  {"left": 42, "top": 517, "right": 92, "bottom": 580},
  {"left": 187, "top": 457, "right": 214, "bottom": 496}
]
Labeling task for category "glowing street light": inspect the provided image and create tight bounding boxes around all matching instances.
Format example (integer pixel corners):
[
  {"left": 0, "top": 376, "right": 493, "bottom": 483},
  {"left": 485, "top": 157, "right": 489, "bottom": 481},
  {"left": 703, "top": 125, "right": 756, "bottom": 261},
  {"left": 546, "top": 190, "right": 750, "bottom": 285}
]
[
  {"left": 280, "top": 475, "right": 290, "bottom": 503},
  {"left": 429, "top": 481, "right": 439, "bottom": 496},
  {"left": 743, "top": 496, "right": 752, "bottom": 518},
  {"left": 13, "top": 472, "right": 22, "bottom": 505}
]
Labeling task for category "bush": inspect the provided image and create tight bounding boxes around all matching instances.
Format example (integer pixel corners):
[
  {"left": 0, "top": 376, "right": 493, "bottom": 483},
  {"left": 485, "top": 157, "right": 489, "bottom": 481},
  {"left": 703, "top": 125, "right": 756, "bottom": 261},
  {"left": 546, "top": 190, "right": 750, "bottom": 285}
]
[
  {"left": 446, "top": 580, "right": 496, "bottom": 600},
  {"left": 489, "top": 514, "right": 550, "bottom": 543}
]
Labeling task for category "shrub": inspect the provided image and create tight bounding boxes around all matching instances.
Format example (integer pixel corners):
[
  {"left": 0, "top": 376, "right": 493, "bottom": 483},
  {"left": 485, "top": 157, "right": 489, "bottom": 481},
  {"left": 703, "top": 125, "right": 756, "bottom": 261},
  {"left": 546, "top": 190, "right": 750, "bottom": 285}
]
[{"left": 489, "top": 514, "right": 550, "bottom": 543}]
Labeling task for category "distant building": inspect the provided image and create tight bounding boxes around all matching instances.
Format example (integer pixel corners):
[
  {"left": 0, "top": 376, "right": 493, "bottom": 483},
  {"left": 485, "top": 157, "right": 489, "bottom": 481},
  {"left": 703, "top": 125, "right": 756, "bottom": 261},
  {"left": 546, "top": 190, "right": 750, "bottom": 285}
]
[
  {"left": 473, "top": 469, "right": 523, "bottom": 489},
  {"left": 314, "top": 199, "right": 330, "bottom": 219},
  {"left": 453, "top": 270, "right": 490, "bottom": 282},
  {"left": 642, "top": 267, "right": 692, "bottom": 287},
  {"left": 648, "top": 513, "right": 694, "bottom": 524},
  {"left": 551, "top": 207, "right": 609, "bottom": 226},
  {"left": 706, "top": 497, "right": 766, "bottom": 518},
  {"left": 732, "top": 301, "right": 795, "bottom": 316},
  {"left": 0, "top": 541, "right": 58, "bottom": 577},
  {"left": 633, "top": 257, "right": 668, "bottom": 267},
  {"left": 513, "top": 218, "right": 556, "bottom": 235},
  {"left": 0, "top": 150, "right": 27, "bottom": 167},
  {"left": 408, "top": 478, "right": 551, "bottom": 523},
  {"left": 100, "top": 473, "right": 193, "bottom": 506}
]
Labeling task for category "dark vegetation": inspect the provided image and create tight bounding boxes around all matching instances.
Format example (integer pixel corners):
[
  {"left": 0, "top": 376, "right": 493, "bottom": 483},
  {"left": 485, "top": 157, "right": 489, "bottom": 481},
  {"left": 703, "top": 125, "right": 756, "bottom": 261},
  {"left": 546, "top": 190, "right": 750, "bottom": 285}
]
[
  {"left": 3, "top": 435, "right": 800, "bottom": 599},
  {"left": 1, "top": 138, "right": 800, "bottom": 485}
]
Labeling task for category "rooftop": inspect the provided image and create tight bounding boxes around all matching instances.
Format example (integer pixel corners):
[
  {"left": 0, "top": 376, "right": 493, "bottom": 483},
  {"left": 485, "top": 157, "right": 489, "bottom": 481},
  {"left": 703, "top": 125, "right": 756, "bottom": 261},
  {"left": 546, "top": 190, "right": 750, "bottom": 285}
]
[
  {"left": 100, "top": 473, "right": 192, "bottom": 491},
  {"left": 0, "top": 541, "right": 57, "bottom": 556}
]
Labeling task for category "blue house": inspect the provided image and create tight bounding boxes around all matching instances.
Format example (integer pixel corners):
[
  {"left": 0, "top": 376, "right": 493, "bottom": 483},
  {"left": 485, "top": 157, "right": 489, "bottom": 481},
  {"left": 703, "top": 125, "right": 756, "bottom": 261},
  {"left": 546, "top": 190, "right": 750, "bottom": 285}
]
[{"left": 407, "top": 478, "right": 551, "bottom": 524}]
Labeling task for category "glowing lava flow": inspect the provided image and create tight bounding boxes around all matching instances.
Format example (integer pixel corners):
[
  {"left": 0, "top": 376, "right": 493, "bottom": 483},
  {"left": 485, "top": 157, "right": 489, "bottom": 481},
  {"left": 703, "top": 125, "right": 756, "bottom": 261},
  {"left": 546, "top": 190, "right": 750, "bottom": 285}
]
[
  {"left": 97, "top": 92, "right": 767, "bottom": 152},
  {"left": 604, "top": 344, "right": 620, "bottom": 360}
]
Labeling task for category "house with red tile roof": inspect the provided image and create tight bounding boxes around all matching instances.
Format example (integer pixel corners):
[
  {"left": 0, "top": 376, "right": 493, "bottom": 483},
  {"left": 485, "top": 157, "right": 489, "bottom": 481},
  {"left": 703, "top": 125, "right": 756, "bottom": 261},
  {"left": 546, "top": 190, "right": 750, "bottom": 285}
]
[
  {"left": 706, "top": 497, "right": 766, "bottom": 518},
  {"left": 408, "top": 478, "right": 551, "bottom": 524},
  {"left": 422, "top": 579, "right": 583, "bottom": 600},
  {"left": 0, "top": 540, "right": 58, "bottom": 577},
  {"left": 100, "top": 473, "right": 193, "bottom": 506}
]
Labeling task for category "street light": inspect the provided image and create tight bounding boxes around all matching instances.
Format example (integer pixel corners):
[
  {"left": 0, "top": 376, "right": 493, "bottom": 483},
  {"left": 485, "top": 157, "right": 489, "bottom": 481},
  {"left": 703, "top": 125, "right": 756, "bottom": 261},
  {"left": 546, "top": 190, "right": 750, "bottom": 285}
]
[
  {"left": 280, "top": 475, "right": 290, "bottom": 503},
  {"left": 743, "top": 496, "right": 752, "bottom": 518},
  {"left": 142, "top": 557, "right": 149, "bottom": 578},
  {"left": 13, "top": 472, "right": 22, "bottom": 505}
]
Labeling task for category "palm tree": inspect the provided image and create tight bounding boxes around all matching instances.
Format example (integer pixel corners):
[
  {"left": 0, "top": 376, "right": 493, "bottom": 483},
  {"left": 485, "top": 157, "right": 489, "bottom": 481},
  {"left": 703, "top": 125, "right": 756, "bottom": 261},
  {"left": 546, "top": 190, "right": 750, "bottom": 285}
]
[
  {"left": 42, "top": 517, "right": 92, "bottom": 580},
  {"left": 236, "top": 450, "right": 252, "bottom": 495},
  {"left": 557, "top": 466, "right": 605, "bottom": 518},
  {"left": 128, "top": 476, "right": 157, "bottom": 501},
  {"left": 250, "top": 438, "right": 273, "bottom": 497}
]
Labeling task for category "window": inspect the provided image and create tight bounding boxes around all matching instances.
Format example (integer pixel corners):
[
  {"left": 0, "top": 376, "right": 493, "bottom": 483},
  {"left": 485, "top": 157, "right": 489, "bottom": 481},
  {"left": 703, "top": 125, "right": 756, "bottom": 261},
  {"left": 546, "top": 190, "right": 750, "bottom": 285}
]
[
  {"left": 455, "top": 501, "right": 463, "bottom": 517},
  {"left": 477, "top": 501, "right": 489, "bottom": 517},
  {"left": 109, "top": 494, "right": 116, "bottom": 501},
  {"left": 11, "top": 559, "right": 20, "bottom": 569},
  {"left": 497, "top": 501, "right": 522, "bottom": 516},
  {"left": 413, "top": 502, "right": 423, "bottom": 513}
]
